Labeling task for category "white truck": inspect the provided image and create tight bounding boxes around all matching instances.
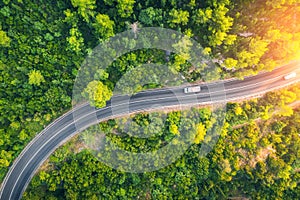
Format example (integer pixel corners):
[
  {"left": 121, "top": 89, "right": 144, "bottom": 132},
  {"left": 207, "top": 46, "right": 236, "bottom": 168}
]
[
  {"left": 184, "top": 86, "right": 201, "bottom": 93},
  {"left": 283, "top": 72, "right": 296, "bottom": 80}
]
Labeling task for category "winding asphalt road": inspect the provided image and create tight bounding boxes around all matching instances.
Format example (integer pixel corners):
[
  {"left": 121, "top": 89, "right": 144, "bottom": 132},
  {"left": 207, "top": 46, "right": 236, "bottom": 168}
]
[{"left": 1, "top": 61, "right": 300, "bottom": 200}]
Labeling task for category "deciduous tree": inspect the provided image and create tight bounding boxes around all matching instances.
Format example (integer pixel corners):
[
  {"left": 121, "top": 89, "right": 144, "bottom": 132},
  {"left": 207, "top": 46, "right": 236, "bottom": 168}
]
[
  {"left": 28, "top": 70, "right": 45, "bottom": 86},
  {"left": 0, "top": 29, "right": 10, "bottom": 47},
  {"left": 168, "top": 9, "right": 189, "bottom": 28},
  {"left": 82, "top": 80, "right": 113, "bottom": 108},
  {"left": 71, "top": 0, "right": 96, "bottom": 22},
  {"left": 93, "top": 13, "right": 114, "bottom": 40}
]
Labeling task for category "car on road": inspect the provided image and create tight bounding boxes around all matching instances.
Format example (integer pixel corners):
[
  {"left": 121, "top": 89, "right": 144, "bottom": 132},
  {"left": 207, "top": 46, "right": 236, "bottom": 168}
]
[
  {"left": 184, "top": 86, "right": 201, "bottom": 93},
  {"left": 283, "top": 72, "right": 296, "bottom": 80}
]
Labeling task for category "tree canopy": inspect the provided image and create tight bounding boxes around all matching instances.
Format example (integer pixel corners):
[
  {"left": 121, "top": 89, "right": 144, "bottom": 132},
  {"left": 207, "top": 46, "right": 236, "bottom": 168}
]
[{"left": 82, "top": 80, "right": 113, "bottom": 108}]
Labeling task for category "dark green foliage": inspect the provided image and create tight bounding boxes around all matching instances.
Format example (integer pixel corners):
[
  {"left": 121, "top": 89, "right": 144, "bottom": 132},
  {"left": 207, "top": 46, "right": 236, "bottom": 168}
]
[
  {"left": 0, "top": 0, "right": 299, "bottom": 199},
  {"left": 23, "top": 86, "right": 300, "bottom": 199}
]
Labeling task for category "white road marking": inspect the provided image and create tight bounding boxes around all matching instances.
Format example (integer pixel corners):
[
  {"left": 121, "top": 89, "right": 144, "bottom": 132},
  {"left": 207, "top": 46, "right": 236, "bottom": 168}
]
[{"left": 3, "top": 65, "right": 300, "bottom": 199}]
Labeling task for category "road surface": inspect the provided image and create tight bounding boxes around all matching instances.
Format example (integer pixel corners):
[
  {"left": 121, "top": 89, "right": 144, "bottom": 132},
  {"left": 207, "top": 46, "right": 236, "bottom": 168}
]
[{"left": 1, "top": 61, "right": 300, "bottom": 200}]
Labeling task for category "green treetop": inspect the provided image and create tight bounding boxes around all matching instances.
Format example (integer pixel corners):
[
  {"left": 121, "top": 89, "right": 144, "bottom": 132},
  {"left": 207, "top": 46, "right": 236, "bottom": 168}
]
[
  {"left": 82, "top": 80, "right": 113, "bottom": 108},
  {"left": 28, "top": 70, "right": 45, "bottom": 86}
]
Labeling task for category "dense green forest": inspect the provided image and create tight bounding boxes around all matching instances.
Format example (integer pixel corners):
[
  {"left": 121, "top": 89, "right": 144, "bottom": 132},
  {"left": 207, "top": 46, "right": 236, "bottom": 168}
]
[
  {"left": 0, "top": 0, "right": 299, "bottom": 199},
  {"left": 24, "top": 85, "right": 300, "bottom": 199}
]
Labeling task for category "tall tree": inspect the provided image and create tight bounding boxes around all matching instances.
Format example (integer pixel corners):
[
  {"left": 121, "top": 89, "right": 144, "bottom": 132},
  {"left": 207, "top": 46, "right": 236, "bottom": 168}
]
[
  {"left": 93, "top": 13, "right": 115, "bottom": 40},
  {"left": 168, "top": 9, "right": 189, "bottom": 28},
  {"left": 71, "top": 0, "right": 96, "bottom": 22},
  {"left": 67, "top": 26, "right": 84, "bottom": 54},
  {"left": 28, "top": 70, "right": 45, "bottom": 86},
  {"left": 116, "top": 0, "right": 135, "bottom": 18},
  {"left": 82, "top": 80, "right": 113, "bottom": 108},
  {"left": 0, "top": 29, "right": 10, "bottom": 47}
]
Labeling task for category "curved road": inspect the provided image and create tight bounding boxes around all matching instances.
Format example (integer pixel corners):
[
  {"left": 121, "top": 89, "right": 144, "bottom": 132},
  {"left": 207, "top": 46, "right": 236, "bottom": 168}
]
[{"left": 1, "top": 61, "right": 300, "bottom": 200}]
